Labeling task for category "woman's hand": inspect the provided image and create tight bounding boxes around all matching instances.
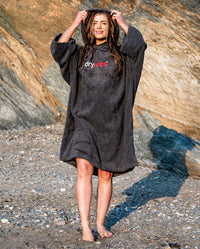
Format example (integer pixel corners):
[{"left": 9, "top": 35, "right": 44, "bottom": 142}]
[
  {"left": 111, "top": 10, "right": 128, "bottom": 34},
  {"left": 58, "top": 11, "right": 87, "bottom": 42},
  {"left": 73, "top": 11, "right": 88, "bottom": 27}
]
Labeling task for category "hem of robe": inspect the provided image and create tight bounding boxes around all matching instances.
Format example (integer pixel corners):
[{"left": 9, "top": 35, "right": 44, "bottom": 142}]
[{"left": 60, "top": 154, "right": 137, "bottom": 177}]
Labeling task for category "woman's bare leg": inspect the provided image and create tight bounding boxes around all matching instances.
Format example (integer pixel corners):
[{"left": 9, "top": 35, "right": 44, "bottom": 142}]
[
  {"left": 96, "top": 169, "right": 113, "bottom": 238},
  {"left": 76, "top": 158, "right": 94, "bottom": 241}
]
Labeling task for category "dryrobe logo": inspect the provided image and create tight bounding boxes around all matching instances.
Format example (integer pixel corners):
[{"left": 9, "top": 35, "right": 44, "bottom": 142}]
[{"left": 84, "top": 61, "right": 108, "bottom": 69}]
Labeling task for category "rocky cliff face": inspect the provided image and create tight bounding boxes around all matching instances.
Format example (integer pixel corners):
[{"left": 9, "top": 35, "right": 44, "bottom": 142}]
[{"left": 0, "top": 0, "right": 199, "bottom": 139}]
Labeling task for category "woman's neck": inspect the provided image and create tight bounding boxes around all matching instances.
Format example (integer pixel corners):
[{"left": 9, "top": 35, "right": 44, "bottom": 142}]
[{"left": 95, "top": 39, "right": 107, "bottom": 45}]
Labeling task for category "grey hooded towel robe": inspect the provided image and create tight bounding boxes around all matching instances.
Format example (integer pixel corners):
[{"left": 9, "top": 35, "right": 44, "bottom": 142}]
[{"left": 51, "top": 21, "right": 147, "bottom": 176}]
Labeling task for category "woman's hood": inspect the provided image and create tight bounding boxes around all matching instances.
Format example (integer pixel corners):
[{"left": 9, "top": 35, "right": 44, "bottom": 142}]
[{"left": 81, "top": 8, "right": 120, "bottom": 44}]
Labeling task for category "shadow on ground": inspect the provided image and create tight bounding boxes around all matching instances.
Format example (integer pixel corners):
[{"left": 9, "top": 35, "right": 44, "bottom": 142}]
[
  {"left": 105, "top": 169, "right": 187, "bottom": 230},
  {"left": 105, "top": 126, "right": 198, "bottom": 230}
]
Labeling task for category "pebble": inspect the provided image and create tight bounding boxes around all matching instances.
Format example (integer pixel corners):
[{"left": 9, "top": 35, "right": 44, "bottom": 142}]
[
  {"left": 30, "top": 189, "right": 38, "bottom": 194},
  {"left": 56, "top": 221, "right": 65, "bottom": 226},
  {"left": 1, "top": 219, "right": 9, "bottom": 224}
]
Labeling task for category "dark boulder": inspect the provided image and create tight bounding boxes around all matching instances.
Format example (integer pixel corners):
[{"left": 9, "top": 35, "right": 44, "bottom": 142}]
[{"left": 149, "top": 126, "right": 200, "bottom": 177}]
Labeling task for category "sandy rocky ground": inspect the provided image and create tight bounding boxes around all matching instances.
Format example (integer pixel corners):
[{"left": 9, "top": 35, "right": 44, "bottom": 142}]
[{"left": 0, "top": 123, "right": 200, "bottom": 249}]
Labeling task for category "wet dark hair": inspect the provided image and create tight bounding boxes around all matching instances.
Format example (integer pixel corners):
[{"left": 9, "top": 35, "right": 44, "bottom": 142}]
[{"left": 79, "top": 9, "right": 122, "bottom": 76}]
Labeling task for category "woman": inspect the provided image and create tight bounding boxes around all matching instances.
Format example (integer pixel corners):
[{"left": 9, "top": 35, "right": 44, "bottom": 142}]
[{"left": 51, "top": 9, "right": 147, "bottom": 242}]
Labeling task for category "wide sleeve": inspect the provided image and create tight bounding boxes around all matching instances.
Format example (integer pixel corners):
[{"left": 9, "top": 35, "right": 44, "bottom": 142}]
[
  {"left": 121, "top": 26, "right": 147, "bottom": 60},
  {"left": 121, "top": 26, "right": 147, "bottom": 97},
  {"left": 50, "top": 33, "right": 79, "bottom": 85}
]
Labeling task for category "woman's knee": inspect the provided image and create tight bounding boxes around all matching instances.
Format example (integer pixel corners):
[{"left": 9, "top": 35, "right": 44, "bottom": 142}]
[
  {"left": 76, "top": 158, "right": 94, "bottom": 178},
  {"left": 98, "top": 169, "right": 113, "bottom": 182}
]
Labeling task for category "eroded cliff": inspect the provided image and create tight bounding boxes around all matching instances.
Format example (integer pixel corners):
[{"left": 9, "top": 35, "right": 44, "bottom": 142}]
[{"left": 0, "top": 0, "right": 199, "bottom": 139}]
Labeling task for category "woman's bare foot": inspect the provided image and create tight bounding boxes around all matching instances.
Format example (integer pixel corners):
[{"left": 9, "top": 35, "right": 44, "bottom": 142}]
[
  {"left": 82, "top": 223, "right": 94, "bottom": 242},
  {"left": 96, "top": 224, "right": 113, "bottom": 238}
]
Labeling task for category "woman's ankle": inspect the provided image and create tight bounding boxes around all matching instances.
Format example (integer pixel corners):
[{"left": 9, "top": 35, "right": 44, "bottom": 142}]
[
  {"left": 81, "top": 222, "right": 94, "bottom": 241},
  {"left": 81, "top": 220, "right": 91, "bottom": 229}
]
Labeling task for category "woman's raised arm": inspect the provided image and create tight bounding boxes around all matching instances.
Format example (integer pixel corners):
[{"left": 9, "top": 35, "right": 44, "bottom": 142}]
[
  {"left": 58, "top": 11, "right": 87, "bottom": 43},
  {"left": 111, "top": 10, "right": 128, "bottom": 34}
]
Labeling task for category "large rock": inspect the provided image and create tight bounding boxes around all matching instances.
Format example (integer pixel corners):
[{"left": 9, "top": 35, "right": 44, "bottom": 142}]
[
  {"left": 149, "top": 126, "right": 200, "bottom": 177},
  {"left": 0, "top": 6, "right": 67, "bottom": 128},
  {"left": 134, "top": 0, "right": 200, "bottom": 139},
  {"left": 0, "top": 0, "right": 199, "bottom": 139},
  {"left": 0, "top": 64, "right": 55, "bottom": 129},
  {"left": 134, "top": 128, "right": 157, "bottom": 169}
]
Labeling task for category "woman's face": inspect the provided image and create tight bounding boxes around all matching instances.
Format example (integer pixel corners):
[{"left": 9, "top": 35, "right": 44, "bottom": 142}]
[{"left": 92, "top": 14, "right": 109, "bottom": 45}]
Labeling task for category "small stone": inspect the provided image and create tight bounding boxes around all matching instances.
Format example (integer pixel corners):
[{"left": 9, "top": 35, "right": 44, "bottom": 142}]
[
  {"left": 56, "top": 221, "right": 65, "bottom": 226},
  {"left": 1, "top": 219, "right": 9, "bottom": 224},
  {"left": 60, "top": 188, "right": 66, "bottom": 192},
  {"left": 30, "top": 189, "right": 37, "bottom": 194},
  {"left": 176, "top": 212, "right": 184, "bottom": 217}
]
